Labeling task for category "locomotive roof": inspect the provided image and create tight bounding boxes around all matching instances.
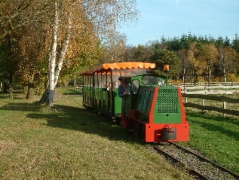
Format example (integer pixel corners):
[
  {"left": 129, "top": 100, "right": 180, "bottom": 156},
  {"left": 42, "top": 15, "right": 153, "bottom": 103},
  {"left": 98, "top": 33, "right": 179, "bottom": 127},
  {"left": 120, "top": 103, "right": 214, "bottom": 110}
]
[{"left": 80, "top": 62, "right": 156, "bottom": 75}]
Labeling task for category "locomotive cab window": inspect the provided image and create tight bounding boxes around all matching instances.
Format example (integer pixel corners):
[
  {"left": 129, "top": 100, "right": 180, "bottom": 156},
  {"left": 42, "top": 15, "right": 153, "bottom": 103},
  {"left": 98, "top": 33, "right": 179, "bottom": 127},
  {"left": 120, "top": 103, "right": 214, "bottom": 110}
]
[
  {"left": 142, "top": 75, "right": 166, "bottom": 86},
  {"left": 142, "top": 75, "right": 158, "bottom": 85},
  {"left": 131, "top": 79, "right": 139, "bottom": 94}
]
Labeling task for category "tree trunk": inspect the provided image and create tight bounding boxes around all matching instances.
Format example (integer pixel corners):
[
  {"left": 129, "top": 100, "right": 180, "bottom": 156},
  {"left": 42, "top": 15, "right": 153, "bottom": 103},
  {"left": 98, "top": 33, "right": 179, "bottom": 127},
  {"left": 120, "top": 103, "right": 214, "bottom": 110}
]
[
  {"left": 40, "top": 1, "right": 71, "bottom": 106},
  {"left": 3, "top": 82, "right": 8, "bottom": 93},
  {"left": 39, "top": 82, "right": 49, "bottom": 103},
  {"left": 41, "top": 89, "right": 55, "bottom": 105},
  {"left": 47, "top": 1, "right": 59, "bottom": 107},
  {"left": 40, "top": 90, "right": 54, "bottom": 105},
  {"left": 8, "top": 74, "right": 13, "bottom": 99},
  {"left": 53, "top": 15, "right": 72, "bottom": 88},
  {"left": 26, "top": 83, "right": 35, "bottom": 99}
]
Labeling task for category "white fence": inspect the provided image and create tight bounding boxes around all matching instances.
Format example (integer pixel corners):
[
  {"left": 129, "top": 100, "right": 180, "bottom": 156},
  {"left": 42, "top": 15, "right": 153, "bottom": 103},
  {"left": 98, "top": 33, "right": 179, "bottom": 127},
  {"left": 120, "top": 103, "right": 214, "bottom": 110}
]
[{"left": 178, "top": 82, "right": 239, "bottom": 95}]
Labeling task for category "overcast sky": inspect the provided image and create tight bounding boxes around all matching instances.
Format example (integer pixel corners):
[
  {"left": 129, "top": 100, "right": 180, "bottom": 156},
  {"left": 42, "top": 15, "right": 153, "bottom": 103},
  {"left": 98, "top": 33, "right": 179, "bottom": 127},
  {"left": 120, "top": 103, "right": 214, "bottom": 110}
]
[{"left": 118, "top": 0, "right": 239, "bottom": 46}]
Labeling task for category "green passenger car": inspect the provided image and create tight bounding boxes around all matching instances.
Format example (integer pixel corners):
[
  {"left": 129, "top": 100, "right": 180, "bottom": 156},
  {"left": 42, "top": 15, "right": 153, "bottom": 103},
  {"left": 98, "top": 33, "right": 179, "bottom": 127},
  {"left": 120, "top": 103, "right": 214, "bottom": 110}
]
[{"left": 80, "top": 62, "right": 156, "bottom": 120}]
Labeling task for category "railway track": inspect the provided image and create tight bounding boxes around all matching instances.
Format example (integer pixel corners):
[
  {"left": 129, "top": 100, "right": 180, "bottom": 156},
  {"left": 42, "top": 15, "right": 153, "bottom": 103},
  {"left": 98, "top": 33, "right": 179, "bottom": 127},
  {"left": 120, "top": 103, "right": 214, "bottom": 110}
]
[{"left": 153, "top": 142, "right": 239, "bottom": 180}]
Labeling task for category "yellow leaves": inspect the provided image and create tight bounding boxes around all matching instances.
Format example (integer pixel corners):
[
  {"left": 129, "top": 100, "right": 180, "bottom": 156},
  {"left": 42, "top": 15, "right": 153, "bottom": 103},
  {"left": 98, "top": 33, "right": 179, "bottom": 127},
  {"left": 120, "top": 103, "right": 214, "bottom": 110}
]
[
  {"left": 201, "top": 43, "right": 218, "bottom": 63},
  {"left": 185, "top": 42, "right": 221, "bottom": 76},
  {"left": 187, "top": 50, "right": 195, "bottom": 62},
  {"left": 187, "top": 42, "right": 199, "bottom": 66}
]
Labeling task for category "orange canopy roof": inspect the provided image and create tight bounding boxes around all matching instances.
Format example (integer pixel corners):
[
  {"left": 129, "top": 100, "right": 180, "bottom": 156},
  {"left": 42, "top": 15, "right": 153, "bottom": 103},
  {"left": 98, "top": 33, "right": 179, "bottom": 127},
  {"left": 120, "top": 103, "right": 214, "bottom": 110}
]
[{"left": 80, "top": 62, "right": 156, "bottom": 75}]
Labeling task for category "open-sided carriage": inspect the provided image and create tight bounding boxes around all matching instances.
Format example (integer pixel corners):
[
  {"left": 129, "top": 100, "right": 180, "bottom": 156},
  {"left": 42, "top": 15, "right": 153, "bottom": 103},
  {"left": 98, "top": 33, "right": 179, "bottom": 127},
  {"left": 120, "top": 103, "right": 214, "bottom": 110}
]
[{"left": 81, "top": 62, "right": 155, "bottom": 119}]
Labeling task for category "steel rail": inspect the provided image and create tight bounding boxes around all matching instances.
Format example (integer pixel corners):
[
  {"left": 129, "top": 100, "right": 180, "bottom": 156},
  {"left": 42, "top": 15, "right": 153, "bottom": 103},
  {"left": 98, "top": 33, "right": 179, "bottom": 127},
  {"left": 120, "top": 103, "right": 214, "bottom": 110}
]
[
  {"left": 153, "top": 146, "right": 209, "bottom": 180},
  {"left": 169, "top": 142, "right": 239, "bottom": 180}
]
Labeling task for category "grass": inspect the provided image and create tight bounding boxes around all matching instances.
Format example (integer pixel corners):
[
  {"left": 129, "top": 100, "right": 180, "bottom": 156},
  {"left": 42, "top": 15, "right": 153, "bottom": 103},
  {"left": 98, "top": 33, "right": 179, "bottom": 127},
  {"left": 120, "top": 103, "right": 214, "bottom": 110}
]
[
  {"left": 0, "top": 88, "right": 193, "bottom": 180},
  {"left": 184, "top": 110, "right": 239, "bottom": 173}
]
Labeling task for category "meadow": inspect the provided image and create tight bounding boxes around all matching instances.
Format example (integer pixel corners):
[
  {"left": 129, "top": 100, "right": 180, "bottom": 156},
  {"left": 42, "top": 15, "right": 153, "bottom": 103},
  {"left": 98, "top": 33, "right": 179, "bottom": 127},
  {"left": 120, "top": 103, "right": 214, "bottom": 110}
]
[
  {"left": 0, "top": 87, "right": 238, "bottom": 180},
  {"left": 0, "top": 88, "right": 192, "bottom": 180}
]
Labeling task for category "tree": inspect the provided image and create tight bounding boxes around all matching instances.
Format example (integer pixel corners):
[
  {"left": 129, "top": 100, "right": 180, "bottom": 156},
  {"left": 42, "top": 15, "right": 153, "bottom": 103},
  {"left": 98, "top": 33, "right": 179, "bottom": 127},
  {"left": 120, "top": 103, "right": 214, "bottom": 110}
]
[
  {"left": 16, "top": 24, "right": 50, "bottom": 99},
  {"left": 100, "top": 32, "right": 127, "bottom": 63},
  {"left": 186, "top": 42, "right": 199, "bottom": 78},
  {"left": 151, "top": 49, "right": 180, "bottom": 76},
  {"left": 0, "top": 0, "right": 50, "bottom": 40},
  {"left": 0, "top": 34, "right": 19, "bottom": 98},
  {"left": 0, "top": 24, "right": 49, "bottom": 99},
  {"left": 123, "top": 45, "right": 136, "bottom": 62},
  {"left": 41, "top": 0, "right": 138, "bottom": 106},
  {"left": 217, "top": 46, "right": 238, "bottom": 81},
  {"left": 0, "top": 0, "right": 52, "bottom": 99},
  {"left": 232, "top": 33, "right": 239, "bottom": 53},
  {"left": 177, "top": 49, "right": 189, "bottom": 83},
  {"left": 199, "top": 43, "right": 218, "bottom": 82},
  {"left": 133, "top": 45, "right": 148, "bottom": 62}
]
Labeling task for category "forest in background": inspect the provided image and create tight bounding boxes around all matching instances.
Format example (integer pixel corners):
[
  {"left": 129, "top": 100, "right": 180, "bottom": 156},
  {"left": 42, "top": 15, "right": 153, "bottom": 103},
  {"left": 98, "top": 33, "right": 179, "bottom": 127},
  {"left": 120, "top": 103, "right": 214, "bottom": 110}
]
[
  {"left": 0, "top": 1, "right": 239, "bottom": 100},
  {"left": 101, "top": 33, "right": 239, "bottom": 84}
]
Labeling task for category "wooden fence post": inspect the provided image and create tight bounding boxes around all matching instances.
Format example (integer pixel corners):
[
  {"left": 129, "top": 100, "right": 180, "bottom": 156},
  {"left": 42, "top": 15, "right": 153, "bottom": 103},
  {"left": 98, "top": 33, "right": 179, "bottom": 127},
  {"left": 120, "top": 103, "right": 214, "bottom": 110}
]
[
  {"left": 223, "top": 101, "right": 226, "bottom": 118},
  {"left": 202, "top": 98, "right": 205, "bottom": 113}
]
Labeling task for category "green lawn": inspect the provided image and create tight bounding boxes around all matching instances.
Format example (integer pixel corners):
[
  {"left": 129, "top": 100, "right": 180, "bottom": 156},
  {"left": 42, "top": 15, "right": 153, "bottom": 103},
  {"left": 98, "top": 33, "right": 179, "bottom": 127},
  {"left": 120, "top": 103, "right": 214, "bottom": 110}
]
[{"left": 0, "top": 88, "right": 193, "bottom": 180}]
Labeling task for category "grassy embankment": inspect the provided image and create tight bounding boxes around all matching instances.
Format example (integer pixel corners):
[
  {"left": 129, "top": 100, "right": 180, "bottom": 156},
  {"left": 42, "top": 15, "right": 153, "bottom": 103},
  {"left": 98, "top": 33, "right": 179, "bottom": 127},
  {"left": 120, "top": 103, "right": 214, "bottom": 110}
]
[{"left": 0, "top": 88, "right": 193, "bottom": 180}]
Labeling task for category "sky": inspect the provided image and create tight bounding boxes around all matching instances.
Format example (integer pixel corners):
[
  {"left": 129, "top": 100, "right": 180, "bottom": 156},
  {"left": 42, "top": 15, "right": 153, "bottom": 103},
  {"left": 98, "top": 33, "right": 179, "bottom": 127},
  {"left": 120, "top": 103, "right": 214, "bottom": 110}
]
[{"left": 118, "top": 0, "right": 239, "bottom": 46}]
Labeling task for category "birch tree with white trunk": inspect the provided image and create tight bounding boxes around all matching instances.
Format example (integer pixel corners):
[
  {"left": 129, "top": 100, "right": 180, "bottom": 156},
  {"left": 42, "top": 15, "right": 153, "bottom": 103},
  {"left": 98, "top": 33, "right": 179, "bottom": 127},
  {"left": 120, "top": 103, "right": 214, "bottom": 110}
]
[
  {"left": 41, "top": 0, "right": 138, "bottom": 106},
  {"left": 46, "top": 1, "right": 73, "bottom": 106}
]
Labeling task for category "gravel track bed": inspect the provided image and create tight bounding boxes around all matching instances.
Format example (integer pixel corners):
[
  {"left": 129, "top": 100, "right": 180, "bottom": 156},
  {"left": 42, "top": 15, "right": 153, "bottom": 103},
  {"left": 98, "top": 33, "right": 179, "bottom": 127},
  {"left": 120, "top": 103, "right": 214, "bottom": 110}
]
[{"left": 150, "top": 143, "right": 237, "bottom": 180}]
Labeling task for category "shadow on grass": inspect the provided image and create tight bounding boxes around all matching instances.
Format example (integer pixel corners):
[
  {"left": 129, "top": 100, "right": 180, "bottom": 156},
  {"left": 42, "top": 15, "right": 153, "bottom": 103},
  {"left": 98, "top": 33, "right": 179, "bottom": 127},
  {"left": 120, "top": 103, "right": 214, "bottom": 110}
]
[
  {"left": 25, "top": 104, "right": 140, "bottom": 143},
  {"left": 186, "top": 111, "right": 239, "bottom": 141},
  {"left": 0, "top": 101, "right": 43, "bottom": 111},
  {"left": 62, "top": 89, "right": 82, "bottom": 95},
  {"left": 0, "top": 92, "right": 26, "bottom": 99},
  {"left": 0, "top": 100, "right": 139, "bottom": 143}
]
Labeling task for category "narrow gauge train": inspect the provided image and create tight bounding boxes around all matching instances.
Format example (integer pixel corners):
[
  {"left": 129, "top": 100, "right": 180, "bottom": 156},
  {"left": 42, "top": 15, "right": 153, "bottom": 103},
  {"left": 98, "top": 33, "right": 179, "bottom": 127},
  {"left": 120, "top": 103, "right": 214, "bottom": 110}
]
[{"left": 80, "top": 62, "right": 189, "bottom": 142}]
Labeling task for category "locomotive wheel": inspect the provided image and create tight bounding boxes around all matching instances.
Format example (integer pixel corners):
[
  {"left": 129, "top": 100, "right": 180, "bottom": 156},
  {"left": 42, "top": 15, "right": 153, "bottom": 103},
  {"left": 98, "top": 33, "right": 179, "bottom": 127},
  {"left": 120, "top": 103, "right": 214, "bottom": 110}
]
[
  {"left": 133, "top": 121, "right": 141, "bottom": 137},
  {"left": 133, "top": 121, "right": 145, "bottom": 141},
  {"left": 115, "top": 117, "right": 121, "bottom": 125},
  {"left": 140, "top": 125, "right": 145, "bottom": 142},
  {"left": 109, "top": 117, "right": 116, "bottom": 125}
]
